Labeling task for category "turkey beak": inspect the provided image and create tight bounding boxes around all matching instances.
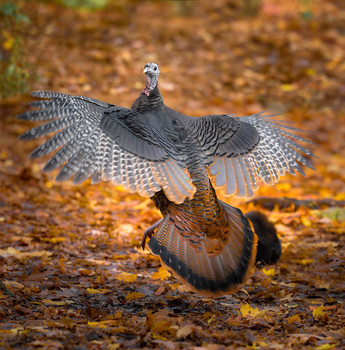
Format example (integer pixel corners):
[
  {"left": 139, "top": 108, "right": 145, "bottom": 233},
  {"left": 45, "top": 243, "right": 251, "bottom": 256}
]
[{"left": 143, "top": 67, "right": 149, "bottom": 74}]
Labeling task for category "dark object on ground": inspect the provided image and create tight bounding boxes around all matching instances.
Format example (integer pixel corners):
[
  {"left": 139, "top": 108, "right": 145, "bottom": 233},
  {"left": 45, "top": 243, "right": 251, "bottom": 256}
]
[
  {"left": 18, "top": 63, "right": 314, "bottom": 296},
  {"left": 247, "top": 196, "right": 345, "bottom": 211},
  {"left": 245, "top": 211, "right": 281, "bottom": 264}
]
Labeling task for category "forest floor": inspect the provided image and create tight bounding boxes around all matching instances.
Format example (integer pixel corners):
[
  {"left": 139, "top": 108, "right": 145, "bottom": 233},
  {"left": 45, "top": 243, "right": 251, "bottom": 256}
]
[{"left": 0, "top": 0, "right": 344, "bottom": 349}]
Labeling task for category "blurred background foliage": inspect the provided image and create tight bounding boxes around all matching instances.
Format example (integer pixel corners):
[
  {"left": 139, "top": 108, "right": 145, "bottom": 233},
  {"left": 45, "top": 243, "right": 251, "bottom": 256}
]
[
  {"left": 0, "top": 0, "right": 343, "bottom": 197},
  {"left": 57, "top": 0, "right": 110, "bottom": 10},
  {"left": 0, "top": 1, "right": 30, "bottom": 99}
]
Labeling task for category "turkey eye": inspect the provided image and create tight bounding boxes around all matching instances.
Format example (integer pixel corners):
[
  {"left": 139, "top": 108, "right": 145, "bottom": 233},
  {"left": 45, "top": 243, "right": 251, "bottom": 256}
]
[{"left": 154, "top": 67, "right": 157, "bottom": 71}]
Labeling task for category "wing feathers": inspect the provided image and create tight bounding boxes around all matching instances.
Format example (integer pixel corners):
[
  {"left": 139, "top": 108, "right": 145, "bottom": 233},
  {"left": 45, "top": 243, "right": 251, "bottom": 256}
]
[
  {"left": 19, "top": 91, "right": 196, "bottom": 203},
  {"left": 204, "top": 113, "right": 314, "bottom": 198}
]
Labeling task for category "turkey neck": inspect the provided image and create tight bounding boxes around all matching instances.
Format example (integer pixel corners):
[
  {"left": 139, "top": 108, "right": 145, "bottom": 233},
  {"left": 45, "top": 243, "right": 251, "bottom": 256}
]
[{"left": 131, "top": 86, "right": 163, "bottom": 113}]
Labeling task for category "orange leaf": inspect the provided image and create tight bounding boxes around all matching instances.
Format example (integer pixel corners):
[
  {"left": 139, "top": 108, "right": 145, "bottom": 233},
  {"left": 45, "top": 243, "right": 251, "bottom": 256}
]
[
  {"left": 86, "top": 288, "right": 110, "bottom": 294},
  {"left": 115, "top": 272, "right": 137, "bottom": 282},
  {"left": 287, "top": 314, "right": 301, "bottom": 324},
  {"left": 125, "top": 291, "right": 145, "bottom": 301},
  {"left": 155, "top": 286, "right": 165, "bottom": 296},
  {"left": 240, "top": 303, "right": 260, "bottom": 317},
  {"left": 152, "top": 267, "right": 171, "bottom": 281}
]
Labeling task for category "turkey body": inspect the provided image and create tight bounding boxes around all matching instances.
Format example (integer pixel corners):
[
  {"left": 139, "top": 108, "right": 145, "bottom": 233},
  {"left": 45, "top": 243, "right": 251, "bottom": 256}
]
[
  {"left": 18, "top": 63, "right": 314, "bottom": 296},
  {"left": 131, "top": 89, "right": 258, "bottom": 295}
]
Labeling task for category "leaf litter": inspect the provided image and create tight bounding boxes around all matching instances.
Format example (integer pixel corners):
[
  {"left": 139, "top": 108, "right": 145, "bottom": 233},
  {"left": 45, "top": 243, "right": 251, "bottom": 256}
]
[{"left": 0, "top": 0, "right": 344, "bottom": 349}]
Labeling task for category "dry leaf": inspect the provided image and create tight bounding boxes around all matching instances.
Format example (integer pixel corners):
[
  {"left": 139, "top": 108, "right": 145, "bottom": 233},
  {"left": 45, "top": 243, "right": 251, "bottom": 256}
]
[
  {"left": 240, "top": 303, "right": 260, "bottom": 318},
  {"left": 86, "top": 288, "right": 110, "bottom": 294},
  {"left": 262, "top": 267, "right": 275, "bottom": 277},
  {"left": 115, "top": 272, "right": 137, "bottom": 282},
  {"left": 125, "top": 291, "right": 145, "bottom": 301},
  {"left": 152, "top": 267, "right": 171, "bottom": 281}
]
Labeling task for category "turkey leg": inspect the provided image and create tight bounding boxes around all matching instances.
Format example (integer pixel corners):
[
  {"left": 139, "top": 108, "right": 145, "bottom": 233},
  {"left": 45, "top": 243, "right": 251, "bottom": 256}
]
[{"left": 141, "top": 218, "right": 164, "bottom": 249}]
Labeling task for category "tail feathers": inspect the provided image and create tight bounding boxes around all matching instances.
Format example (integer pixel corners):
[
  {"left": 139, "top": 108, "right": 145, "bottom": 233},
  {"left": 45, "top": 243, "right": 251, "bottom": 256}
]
[
  {"left": 148, "top": 203, "right": 257, "bottom": 296},
  {"left": 245, "top": 211, "right": 281, "bottom": 264}
]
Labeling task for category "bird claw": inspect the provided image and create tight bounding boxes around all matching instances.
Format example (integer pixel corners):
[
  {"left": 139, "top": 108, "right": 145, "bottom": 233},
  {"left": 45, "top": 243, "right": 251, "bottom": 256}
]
[{"left": 141, "top": 218, "right": 164, "bottom": 250}]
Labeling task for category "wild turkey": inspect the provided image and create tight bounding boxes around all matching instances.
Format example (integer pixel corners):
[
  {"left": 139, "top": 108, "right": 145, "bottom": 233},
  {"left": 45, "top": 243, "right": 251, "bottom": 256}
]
[{"left": 18, "top": 63, "right": 314, "bottom": 296}]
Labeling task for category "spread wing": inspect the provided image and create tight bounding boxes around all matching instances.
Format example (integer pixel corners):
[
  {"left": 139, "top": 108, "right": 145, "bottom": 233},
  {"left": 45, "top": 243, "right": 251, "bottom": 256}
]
[
  {"left": 18, "top": 91, "right": 195, "bottom": 204},
  {"left": 184, "top": 113, "right": 315, "bottom": 198}
]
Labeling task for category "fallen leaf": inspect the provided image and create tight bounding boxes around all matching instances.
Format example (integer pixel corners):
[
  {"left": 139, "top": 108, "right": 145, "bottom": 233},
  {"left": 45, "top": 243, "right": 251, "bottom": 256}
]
[
  {"left": 176, "top": 324, "right": 202, "bottom": 339},
  {"left": 287, "top": 314, "right": 302, "bottom": 324},
  {"left": 315, "top": 344, "right": 337, "bottom": 350},
  {"left": 86, "top": 288, "right": 110, "bottom": 294},
  {"left": 4, "top": 280, "right": 25, "bottom": 291},
  {"left": 125, "top": 291, "right": 145, "bottom": 301},
  {"left": 262, "top": 267, "right": 275, "bottom": 277},
  {"left": 152, "top": 267, "right": 171, "bottom": 281},
  {"left": 42, "top": 299, "right": 73, "bottom": 306},
  {"left": 312, "top": 305, "right": 326, "bottom": 320},
  {"left": 155, "top": 286, "right": 165, "bottom": 296},
  {"left": 115, "top": 272, "right": 137, "bottom": 282},
  {"left": 240, "top": 303, "right": 260, "bottom": 318}
]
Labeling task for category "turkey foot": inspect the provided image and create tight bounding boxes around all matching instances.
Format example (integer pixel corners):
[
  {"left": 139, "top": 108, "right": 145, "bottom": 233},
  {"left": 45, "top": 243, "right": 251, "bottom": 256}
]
[{"left": 141, "top": 218, "right": 164, "bottom": 249}]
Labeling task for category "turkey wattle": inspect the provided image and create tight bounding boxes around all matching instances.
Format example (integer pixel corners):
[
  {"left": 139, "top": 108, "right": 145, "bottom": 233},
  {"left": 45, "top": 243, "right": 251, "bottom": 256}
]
[{"left": 18, "top": 62, "right": 315, "bottom": 296}]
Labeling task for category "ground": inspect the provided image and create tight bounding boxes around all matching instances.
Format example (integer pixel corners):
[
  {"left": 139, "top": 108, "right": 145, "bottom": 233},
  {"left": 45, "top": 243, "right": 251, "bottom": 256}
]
[{"left": 0, "top": 0, "right": 344, "bottom": 349}]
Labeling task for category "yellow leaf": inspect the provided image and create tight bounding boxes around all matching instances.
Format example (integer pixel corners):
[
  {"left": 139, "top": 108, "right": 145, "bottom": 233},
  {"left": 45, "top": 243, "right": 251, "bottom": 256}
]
[
  {"left": 114, "top": 310, "right": 122, "bottom": 318},
  {"left": 335, "top": 192, "right": 345, "bottom": 201},
  {"left": 313, "top": 305, "right": 325, "bottom": 319},
  {"left": 281, "top": 84, "right": 295, "bottom": 92},
  {"left": 7, "top": 247, "right": 20, "bottom": 255},
  {"left": 152, "top": 267, "right": 171, "bottom": 281},
  {"left": 45, "top": 181, "right": 53, "bottom": 188},
  {"left": 0, "top": 327, "right": 25, "bottom": 335},
  {"left": 293, "top": 258, "right": 314, "bottom": 265},
  {"left": 114, "top": 185, "right": 127, "bottom": 192},
  {"left": 108, "top": 344, "right": 120, "bottom": 350},
  {"left": 43, "top": 237, "right": 66, "bottom": 243},
  {"left": 0, "top": 248, "right": 52, "bottom": 260},
  {"left": 276, "top": 182, "right": 291, "bottom": 191},
  {"left": 42, "top": 299, "right": 73, "bottom": 306},
  {"left": 169, "top": 283, "right": 180, "bottom": 291},
  {"left": 306, "top": 68, "right": 315, "bottom": 76},
  {"left": 87, "top": 320, "right": 122, "bottom": 329},
  {"left": 115, "top": 272, "right": 137, "bottom": 282},
  {"left": 207, "top": 315, "right": 215, "bottom": 324},
  {"left": 301, "top": 216, "right": 312, "bottom": 227},
  {"left": 88, "top": 321, "right": 109, "bottom": 329},
  {"left": 3, "top": 34, "right": 14, "bottom": 50},
  {"left": 240, "top": 303, "right": 260, "bottom": 317},
  {"left": 244, "top": 58, "right": 253, "bottom": 67},
  {"left": 125, "top": 291, "right": 145, "bottom": 301},
  {"left": 287, "top": 314, "right": 301, "bottom": 323},
  {"left": 86, "top": 288, "right": 110, "bottom": 294},
  {"left": 262, "top": 267, "right": 275, "bottom": 277},
  {"left": 315, "top": 344, "right": 336, "bottom": 350}
]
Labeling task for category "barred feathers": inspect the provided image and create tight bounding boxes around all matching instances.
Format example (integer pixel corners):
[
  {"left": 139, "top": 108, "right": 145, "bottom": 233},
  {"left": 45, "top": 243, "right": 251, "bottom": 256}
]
[{"left": 19, "top": 64, "right": 314, "bottom": 296}]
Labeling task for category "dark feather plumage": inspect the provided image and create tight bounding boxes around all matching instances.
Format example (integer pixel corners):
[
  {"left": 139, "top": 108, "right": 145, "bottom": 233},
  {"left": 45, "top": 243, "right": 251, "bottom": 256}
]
[{"left": 18, "top": 63, "right": 314, "bottom": 296}]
